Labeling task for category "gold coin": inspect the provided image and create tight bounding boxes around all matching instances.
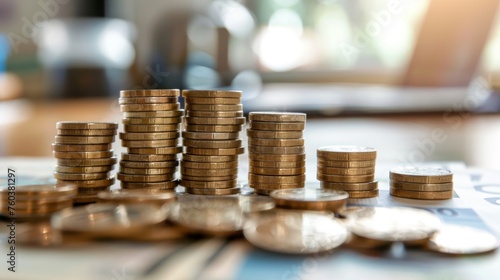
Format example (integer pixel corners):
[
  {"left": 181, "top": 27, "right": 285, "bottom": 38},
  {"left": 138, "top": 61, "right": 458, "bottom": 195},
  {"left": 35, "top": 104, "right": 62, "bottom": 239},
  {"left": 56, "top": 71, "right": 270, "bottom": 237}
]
[
  {"left": 120, "top": 160, "right": 178, "bottom": 169},
  {"left": 389, "top": 166, "right": 453, "bottom": 184},
  {"left": 347, "top": 189, "right": 379, "bottom": 199},
  {"left": 77, "top": 186, "right": 110, "bottom": 195},
  {"left": 249, "top": 153, "right": 306, "bottom": 162},
  {"left": 185, "top": 97, "right": 241, "bottom": 105},
  {"left": 128, "top": 146, "right": 182, "bottom": 155},
  {"left": 0, "top": 198, "right": 71, "bottom": 209},
  {"left": 185, "top": 117, "right": 245, "bottom": 125},
  {"left": 55, "top": 165, "right": 112, "bottom": 173},
  {"left": 182, "top": 139, "right": 242, "bottom": 149},
  {"left": 52, "top": 143, "right": 112, "bottom": 152},
  {"left": 179, "top": 179, "right": 237, "bottom": 189},
  {"left": 246, "top": 129, "right": 303, "bottom": 139},
  {"left": 390, "top": 189, "right": 453, "bottom": 200},
  {"left": 54, "top": 136, "right": 115, "bottom": 144},
  {"left": 56, "top": 122, "right": 118, "bottom": 130},
  {"left": 181, "top": 167, "right": 237, "bottom": 177},
  {"left": 120, "top": 103, "right": 180, "bottom": 112},
  {"left": 120, "top": 89, "right": 180, "bottom": 97},
  {"left": 248, "top": 145, "right": 304, "bottom": 155},
  {"left": 254, "top": 189, "right": 274, "bottom": 196},
  {"left": 73, "top": 195, "right": 99, "bottom": 203},
  {"left": 249, "top": 166, "right": 305, "bottom": 176},
  {"left": 181, "top": 161, "right": 237, "bottom": 169},
  {"left": 248, "top": 182, "right": 305, "bottom": 190},
  {"left": 248, "top": 138, "right": 304, "bottom": 147},
  {"left": 248, "top": 121, "right": 305, "bottom": 131},
  {"left": 124, "top": 124, "right": 180, "bottom": 132},
  {"left": 56, "top": 157, "right": 117, "bottom": 167},
  {"left": 317, "top": 159, "right": 375, "bottom": 168},
  {"left": 118, "top": 96, "right": 178, "bottom": 104},
  {"left": 123, "top": 110, "right": 183, "bottom": 118},
  {"left": 56, "top": 129, "right": 116, "bottom": 136},
  {"left": 119, "top": 132, "right": 179, "bottom": 140},
  {"left": 317, "top": 146, "right": 377, "bottom": 161},
  {"left": 321, "top": 181, "right": 379, "bottom": 191},
  {"left": 121, "top": 180, "right": 178, "bottom": 190},
  {"left": 317, "top": 173, "right": 375, "bottom": 183},
  {"left": 187, "top": 110, "right": 243, "bottom": 118},
  {"left": 122, "top": 117, "right": 181, "bottom": 125},
  {"left": 317, "top": 166, "right": 375, "bottom": 176},
  {"left": 121, "top": 139, "right": 178, "bottom": 148},
  {"left": 56, "top": 177, "right": 115, "bottom": 188},
  {"left": 249, "top": 174, "right": 305, "bottom": 184},
  {"left": 427, "top": 224, "right": 499, "bottom": 255},
  {"left": 121, "top": 153, "right": 177, "bottom": 162},
  {"left": 182, "top": 89, "right": 242, "bottom": 98},
  {"left": 181, "top": 131, "right": 239, "bottom": 140},
  {"left": 52, "top": 150, "right": 114, "bottom": 159},
  {"left": 120, "top": 167, "right": 176, "bottom": 175},
  {"left": 185, "top": 124, "right": 243, "bottom": 133},
  {"left": 249, "top": 160, "right": 306, "bottom": 168},
  {"left": 182, "top": 154, "right": 237, "bottom": 163},
  {"left": 184, "top": 147, "right": 244, "bottom": 156},
  {"left": 185, "top": 104, "right": 242, "bottom": 111},
  {"left": 117, "top": 173, "right": 174, "bottom": 183},
  {"left": 97, "top": 189, "right": 177, "bottom": 204},
  {"left": 0, "top": 184, "right": 77, "bottom": 199},
  {"left": 390, "top": 181, "right": 453, "bottom": 192},
  {"left": 181, "top": 174, "right": 237, "bottom": 182},
  {"left": 53, "top": 172, "right": 109, "bottom": 181},
  {"left": 184, "top": 187, "right": 240, "bottom": 195},
  {"left": 271, "top": 188, "right": 348, "bottom": 212},
  {"left": 248, "top": 112, "right": 306, "bottom": 123}
]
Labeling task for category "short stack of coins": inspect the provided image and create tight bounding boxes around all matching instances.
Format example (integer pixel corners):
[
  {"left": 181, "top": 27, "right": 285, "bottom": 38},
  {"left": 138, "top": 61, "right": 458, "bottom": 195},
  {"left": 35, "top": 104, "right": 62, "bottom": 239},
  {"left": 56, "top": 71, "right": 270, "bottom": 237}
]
[
  {"left": 389, "top": 166, "right": 453, "bottom": 200},
  {"left": 180, "top": 90, "right": 245, "bottom": 195},
  {"left": 247, "top": 112, "right": 307, "bottom": 195},
  {"left": 52, "top": 122, "right": 118, "bottom": 203},
  {"left": 318, "top": 146, "right": 378, "bottom": 198},
  {"left": 118, "top": 89, "right": 183, "bottom": 191}
]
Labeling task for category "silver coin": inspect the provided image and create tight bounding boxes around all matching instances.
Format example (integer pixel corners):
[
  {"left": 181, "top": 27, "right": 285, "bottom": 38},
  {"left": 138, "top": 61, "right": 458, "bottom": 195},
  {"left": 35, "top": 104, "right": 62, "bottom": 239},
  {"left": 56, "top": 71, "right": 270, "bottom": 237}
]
[{"left": 428, "top": 224, "right": 499, "bottom": 254}]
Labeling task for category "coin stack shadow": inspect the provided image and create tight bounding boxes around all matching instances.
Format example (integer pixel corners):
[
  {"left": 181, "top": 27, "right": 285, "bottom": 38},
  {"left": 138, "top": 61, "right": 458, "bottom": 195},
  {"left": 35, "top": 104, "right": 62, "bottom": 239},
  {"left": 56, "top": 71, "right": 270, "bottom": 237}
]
[
  {"left": 247, "top": 112, "right": 307, "bottom": 195},
  {"left": 52, "top": 122, "right": 118, "bottom": 203},
  {"left": 180, "top": 90, "right": 245, "bottom": 195},
  {"left": 117, "top": 89, "right": 183, "bottom": 191},
  {"left": 318, "top": 146, "right": 379, "bottom": 198},
  {"left": 389, "top": 167, "right": 453, "bottom": 200}
]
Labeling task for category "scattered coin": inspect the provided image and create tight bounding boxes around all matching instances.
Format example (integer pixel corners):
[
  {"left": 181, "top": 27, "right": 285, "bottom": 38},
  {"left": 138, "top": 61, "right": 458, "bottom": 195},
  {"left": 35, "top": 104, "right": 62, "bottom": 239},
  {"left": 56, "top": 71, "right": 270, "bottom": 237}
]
[
  {"left": 427, "top": 224, "right": 499, "bottom": 254},
  {"left": 271, "top": 188, "right": 348, "bottom": 212}
]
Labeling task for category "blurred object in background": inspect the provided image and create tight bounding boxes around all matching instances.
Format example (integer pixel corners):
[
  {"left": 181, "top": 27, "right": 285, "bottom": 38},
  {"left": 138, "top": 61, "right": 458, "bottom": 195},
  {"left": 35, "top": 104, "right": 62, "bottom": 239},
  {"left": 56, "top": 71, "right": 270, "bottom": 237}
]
[{"left": 0, "top": 33, "right": 22, "bottom": 101}]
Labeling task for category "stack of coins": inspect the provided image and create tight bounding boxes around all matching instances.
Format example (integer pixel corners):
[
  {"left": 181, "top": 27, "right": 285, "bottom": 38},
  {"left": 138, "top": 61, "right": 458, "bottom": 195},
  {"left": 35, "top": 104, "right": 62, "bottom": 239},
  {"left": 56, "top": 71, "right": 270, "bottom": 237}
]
[
  {"left": 389, "top": 166, "right": 453, "bottom": 200},
  {"left": 247, "top": 112, "right": 306, "bottom": 195},
  {"left": 180, "top": 90, "right": 245, "bottom": 195},
  {"left": 118, "top": 89, "right": 183, "bottom": 191},
  {"left": 53, "top": 122, "right": 118, "bottom": 203},
  {"left": 318, "top": 146, "right": 378, "bottom": 198}
]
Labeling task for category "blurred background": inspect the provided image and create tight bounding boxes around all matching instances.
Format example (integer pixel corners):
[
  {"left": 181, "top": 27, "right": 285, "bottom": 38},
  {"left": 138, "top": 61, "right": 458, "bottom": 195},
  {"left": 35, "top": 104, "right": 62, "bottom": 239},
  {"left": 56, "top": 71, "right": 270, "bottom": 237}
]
[{"left": 1, "top": 0, "right": 500, "bottom": 169}]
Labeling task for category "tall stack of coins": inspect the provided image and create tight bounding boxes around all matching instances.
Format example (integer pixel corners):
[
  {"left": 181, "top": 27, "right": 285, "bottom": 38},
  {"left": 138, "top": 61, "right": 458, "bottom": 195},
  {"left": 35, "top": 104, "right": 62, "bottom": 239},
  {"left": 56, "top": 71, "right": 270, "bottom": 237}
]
[
  {"left": 52, "top": 122, "right": 118, "bottom": 203},
  {"left": 318, "top": 146, "right": 378, "bottom": 198},
  {"left": 180, "top": 90, "right": 244, "bottom": 195},
  {"left": 247, "top": 112, "right": 306, "bottom": 195},
  {"left": 389, "top": 166, "right": 453, "bottom": 200},
  {"left": 118, "top": 89, "right": 183, "bottom": 191}
]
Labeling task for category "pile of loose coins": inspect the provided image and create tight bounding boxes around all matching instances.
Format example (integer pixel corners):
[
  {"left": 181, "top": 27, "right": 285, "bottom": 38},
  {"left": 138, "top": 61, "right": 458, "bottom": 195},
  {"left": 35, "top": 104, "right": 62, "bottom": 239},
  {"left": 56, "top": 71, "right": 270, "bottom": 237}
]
[
  {"left": 247, "top": 112, "right": 306, "bottom": 195},
  {"left": 180, "top": 90, "right": 245, "bottom": 195},
  {"left": 389, "top": 166, "right": 453, "bottom": 200},
  {"left": 52, "top": 122, "right": 118, "bottom": 203},
  {"left": 118, "top": 89, "right": 183, "bottom": 191},
  {"left": 317, "top": 146, "right": 379, "bottom": 198}
]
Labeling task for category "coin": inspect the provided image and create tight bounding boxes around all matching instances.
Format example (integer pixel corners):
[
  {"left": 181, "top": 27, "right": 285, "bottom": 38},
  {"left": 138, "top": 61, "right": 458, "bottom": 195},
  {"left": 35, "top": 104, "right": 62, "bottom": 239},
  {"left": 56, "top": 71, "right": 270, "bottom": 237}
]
[
  {"left": 248, "top": 112, "right": 306, "bottom": 123},
  {"left": 317, "top": 159, "right": 376, "bottom": 168},
  {"left": 249, "top": 153, "right": 306, "bottom": 162},
  {"left": 185, "top": 104, "right": 242, "bottom": 111},
  {"left": 97, "top": 189, "right": 177, "bottom": 205},
  {"left": 117, "top": 173, "right": 174, "bottom": 183},
  {"left": 56, "top": 122, "right": 118, "bottom": 130},
  {"left": 187, "top": 110, "right": 243, "bottom": 118},
  {"left": 390, "top": 189, "right": 453, "bottom": 200},
  {"left": 249, "top": 166, "right": 305, "bottom": 176},
  {"left": 120, "top": 160, "right": 179, "bottom": 169},
  {"left": 248, "top": 145, "right": 304, "bottom": 155},
  {"left": 73, "top": 195, "right": 100, "bottom": 204},
  {"left": 118, "top": 97, "right": 178, "bottom": 104},
  {"left": 123, "top": 110, "right": 183, "bottom": 118},
  {"left": 181, "top": 161, "right": 237, "bottom": 169},
  {"left": 389, "top": 166, "right": 453, "bottom": 184},
  {"left": 347, "top": 189, "right": 379, "bottom": 198},
  {"left": 122, "top": 117, "right": 182, "bottom": 125},
  {"left": 185, "top": 97, "right": 241, "bottom": 105},
  {"left": 317, "top": 173, "right": 375, "bottom": 183},
  {"left": 120, "top": 103, "right": 180, "bottom": 112},
  {"left": 53, "top": 172, "right": 109, "bottom": 181},
  {"left": 248, "top": 182, "right": 305, "bottom": 190},
  {"left": 0, "top": 184, "right": 77, "bottom": 199},
  {"left": 52, "top": 143, "right": 112, "bottom": 152},
  {"left": 181, "top": 131, "right": 239, "bottom": 140},
  {"left": 246, "top": 129, "right": 303, "bottom": 139},
  {"left": 56, "top": 177, "right": 115, "bottom": 188},
  {"left": 120, "top": 167, "right": 176, "bottom": 175},
  {"left": 248, "top": 121, "right": 305, "bottom": 131},
  {"left": 182, "top": 89, "right": 242, "bottom": 98},
  {"left": 181, "top": 167, "right": 237, "bottom": 177},
  {"left": 52, "top": 151, "right": 114, "bottom": 159},
  {"left": 185, "top": 124, "right": 243, "bottom": 133},
  {"left": 321, "top": 181, "right": 379, "bottom": 191},
  {"left": 181, "top": 154, "right": 237, "bottom": 163},
  {"left": 119, "top": 132, "right": 179, "bottom": 140},
  {"left": 121, "top": 139, "right": 178, "bottom": 148},
  {"left": 54, "top": 136, "right": 115, "bottom": 144},
  {"left": 271, "top": 188, "right": 348, "bottom": 212},
  {"left": 427, "top": 224, "right": 499, "bottom": 254},
  {"left": 243, "top": 210, "right": 347, "bottom": 254},
  {"left": 121, "top": 180, "right": 178, "bottom": 190},
  {"left": 56, "top": 129, "right": 117, "bottom": 136},
  {"left": 56, "top": 157, "right": 117, "bottom": 167},
  {"left": 317, "top": 166, "right": 375, "bottom": 176},
  {"left": 317, "top": 146, "right": 377, "bottom": 161},
  {"left": 249, "top": 160, "right": 306, "bottom": 168},
  {"left": 248, "top": 138, "right": 304, "bottom": 147},
  {"left": 345, "top": 207, "right": 442, "bottom": 242},
  {"left": 249, "top": 174, "right": 305, "bottom": 184},
  {"left": 185, "top": 117, "right": 245, "bottom": 125},
  {"left": 181, "top": 174, "right": 237, "bottom": 182},
  {"left": 179, "top": 179, "right": 237, "bottom": 189},
  {"left": 128, "top": 146, "right": 182, "bottom": 155},
  {"left": 121, "top": 153, "right": 177, "bottom": 162},
  {"left": 182, "top": 139, "right": 242, "bottom": 149},
  {"left": 184, "top": 187, "right": 240, "bottom": 195},
  {"left": 120, "top": 89, "right": 180, "bottom": 97},
  {"left": 77, "top": 186, "right": 110, "bottom": 195},
  {"left": 390, "top": 181, "right": 453, "bottom": 192},
  {"left": 124, "top": 124, "right": 180, "bottom": 133},
  {"left": 55, "top": 165, "right": 112, "bottom": 173},
  {"left": 184, "top": 147, "right": 244, "bottom": 156},
  {"left": 253, "top": 189, "right": 275, "bottom": 196}
]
